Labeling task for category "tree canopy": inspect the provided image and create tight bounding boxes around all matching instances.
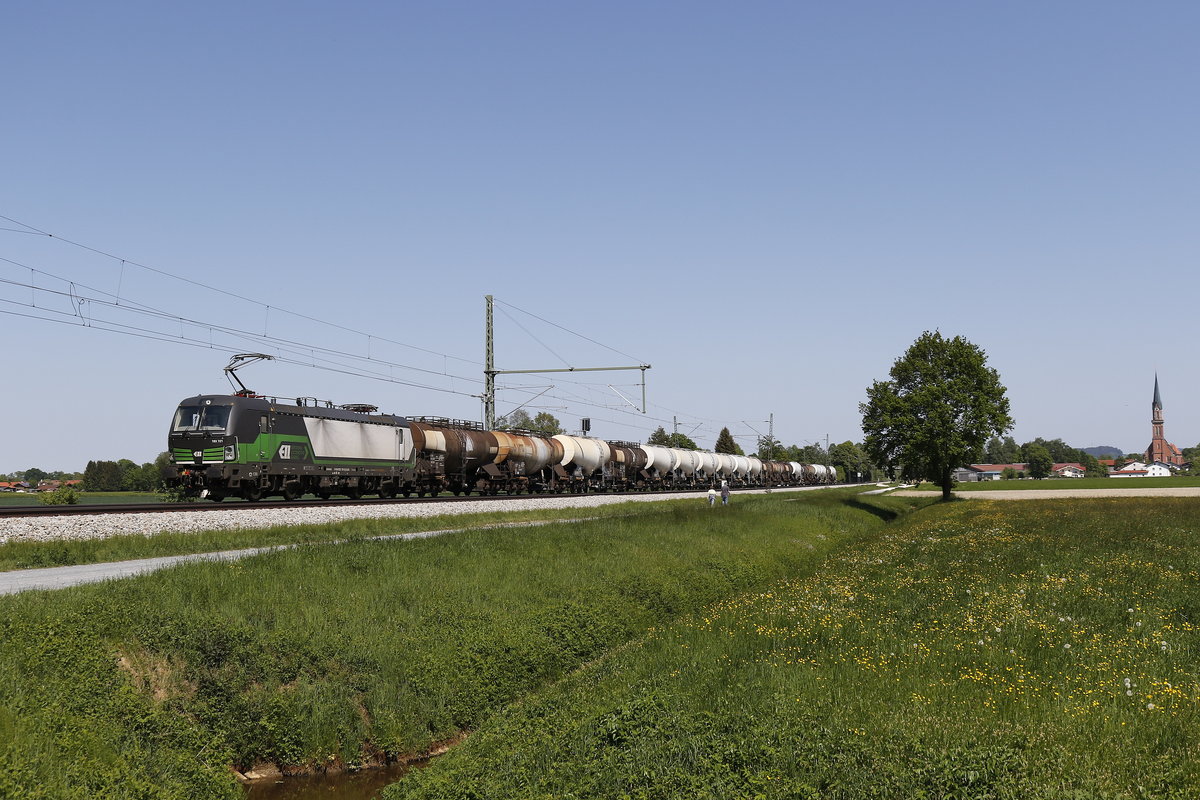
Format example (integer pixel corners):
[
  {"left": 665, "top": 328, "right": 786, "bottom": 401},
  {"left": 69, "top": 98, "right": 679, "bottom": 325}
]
[
  {"left": 860, "top": 331, "right": 1013, "bottom": 500},
  {"left": 497, "top": 410, "right": 563, "bottom": 436},
  {"left": 1025, "top": 443, "right": 1054, "bottom": 479},
  {"left": 983, "top": 436, "right": 1021, "bottom": 464},
  {"left": 755, "top": 435, "right": 782, "bottom": 461},
  {"left": 828, "top": 441, "right": 871, "bottom": 481},
  {"left": 647, "top": 426, "right": 671, "bottom": 446},
  {"left": 782, "top": 443, "right": 827, "bottom": 465},
  {"left": 1020, "top": 437, "right": 1078, "bottom": 464},
  {"left": 646, "top": 426, "right": 698, "bottom": 450},
  {"left": 22, "top": 467, "right": 48, "bottom": 486},
  {"left": 714, "top": 427, "right": 741, "bottom": 455},
  {"left": 1078, "top": 453, "right": 1107, "bottom": 477},
  {"left": 667, "top": 433, "right": 699, "bottom": 450}
]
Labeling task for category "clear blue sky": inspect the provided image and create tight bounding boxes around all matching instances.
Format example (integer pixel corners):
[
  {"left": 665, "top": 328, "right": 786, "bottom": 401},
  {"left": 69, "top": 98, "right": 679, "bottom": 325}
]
[{"left": 3, "top": 1, "right": 1197, "bottom": 473}]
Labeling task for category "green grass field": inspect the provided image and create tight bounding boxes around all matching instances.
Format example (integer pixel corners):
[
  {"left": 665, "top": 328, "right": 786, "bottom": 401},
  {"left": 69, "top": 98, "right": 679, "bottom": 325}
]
[
  {"left": 387, "top": 497, "right": 1200, "bottom": 799},
  {"left": 4, "top": 490, "right": 1197, "bottom": 799},
  {"left": 918, "top": 475, "right": 1200, "bottom": 491},
  {"left": 0, "top": 491, "right": 166, "bottom": 507},
  {"left": 0, "top": 501, "right": 667, "bottom": 572},
  {"left": 0, "top": 488, "right": 922, "bottom": 798}
]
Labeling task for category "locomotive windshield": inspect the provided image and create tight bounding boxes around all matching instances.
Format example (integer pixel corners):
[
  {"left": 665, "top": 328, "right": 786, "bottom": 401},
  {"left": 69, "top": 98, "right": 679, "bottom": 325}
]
[{"left": 172, "top": 404, "right": 232, "bottom": 433}]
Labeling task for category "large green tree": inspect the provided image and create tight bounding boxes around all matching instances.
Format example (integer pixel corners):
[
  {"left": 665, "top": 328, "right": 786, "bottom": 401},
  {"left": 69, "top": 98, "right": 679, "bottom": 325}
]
[
  {"left": 1021, "top": 437, "right": 1081, "bottom": 464},
  {"left": 783, "top": 443, "right": 827, "bottom": 464},
  {"left": 497, "top": 409, "right": 563, "bottom": 436},
  {"left": 860, "top": 331, "right": 1013, "bottom": 500},
  {"left": 1026, "top": 443, "right": 1054, "bottom": 479},
  {"left": 714, "top": 427, "right": 740, "bottom": 454},
  {"left": 82, "top": 460, "right": 123, "bottom": 492},
  {"left": 22, "top": 467, "right": 48, "bottom": 486},
  {"left": 647, "top": 426, "right": 671, "bottom": 446},
  {"left": 829, "top": 441, "right": 871, "bottom": 482},
  {"left": 983, "top": 435, "right": 1021, "bottom": 464},
  {"left": 1079, "top": 452, "right": 1107, "bottom": 478},
  {"left": 755, "top": 435, "right": 782, "bottom": 461},
  {"left": 666, "top": 433, "right": 699, "bottom": 450}
]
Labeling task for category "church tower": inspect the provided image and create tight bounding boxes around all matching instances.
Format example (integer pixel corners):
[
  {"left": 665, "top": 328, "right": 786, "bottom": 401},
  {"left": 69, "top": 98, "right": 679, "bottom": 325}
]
[{"left": 1145, "top": 374, "right": 1183, "bottom": 466}]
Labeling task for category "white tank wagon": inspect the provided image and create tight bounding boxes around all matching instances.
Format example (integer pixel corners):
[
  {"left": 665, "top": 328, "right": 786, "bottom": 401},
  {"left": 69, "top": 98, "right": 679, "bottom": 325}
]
[
  {"left": 807, "top": 464, "right": 835, "bottom": 484},
  {"left": 641, "top": 445, "right": 679, "bottom": 482},
  {"left": 731, "top": 455, "right": 752, "bottom": 484},
  {"left": 546, "top": 434, "right": 606, "bottom": 492},
  {"left": 672, "top": 449, "right": 699, "bottom": 480},
  {"left": 694, "top": 451, "right": 720, "bottom": 481}
]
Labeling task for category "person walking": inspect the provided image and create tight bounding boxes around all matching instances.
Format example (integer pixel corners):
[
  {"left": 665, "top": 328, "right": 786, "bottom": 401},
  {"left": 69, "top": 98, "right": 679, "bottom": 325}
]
[
  {"left": 720, "top": 483, "right": 730, "bottom": 506},
  {"left": 707, "top": 487, "right": 717, "bottom": 506}
]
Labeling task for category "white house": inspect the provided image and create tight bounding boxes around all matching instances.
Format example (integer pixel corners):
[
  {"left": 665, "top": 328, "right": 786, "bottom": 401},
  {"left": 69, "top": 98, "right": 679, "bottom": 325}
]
[{"left": 1110, "top": 461, "right": 1171, "bottom": 478}]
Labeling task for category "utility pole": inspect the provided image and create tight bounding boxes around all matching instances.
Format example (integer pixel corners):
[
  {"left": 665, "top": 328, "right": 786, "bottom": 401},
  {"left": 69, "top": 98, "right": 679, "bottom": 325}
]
[
  {"left": 485, "top": 295, "right": 496, "bottom": 429},
  {"left": 766, "top": 412, "right": 775, "bottom": 493},
  {"left": 483, "top": 295, "right": 650, "bottom": 430}
]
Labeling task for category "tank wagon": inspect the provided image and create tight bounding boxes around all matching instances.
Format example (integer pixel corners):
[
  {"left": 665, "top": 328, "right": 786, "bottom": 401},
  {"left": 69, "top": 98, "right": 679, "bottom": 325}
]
[{"left": 168, "top": 393, "right": 835, "bottom": 501}]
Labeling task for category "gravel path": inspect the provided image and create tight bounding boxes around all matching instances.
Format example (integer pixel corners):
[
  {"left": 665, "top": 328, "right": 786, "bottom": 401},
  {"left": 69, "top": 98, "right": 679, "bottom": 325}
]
[
  {"left": 0, "top": 520, "right": 561, "bottom": 596},
  {"left": 0, "top": 486, "right": 825, "bottom": 595},
  {"left": 0, "top": 486, "right": 823, "bottom": 545}
]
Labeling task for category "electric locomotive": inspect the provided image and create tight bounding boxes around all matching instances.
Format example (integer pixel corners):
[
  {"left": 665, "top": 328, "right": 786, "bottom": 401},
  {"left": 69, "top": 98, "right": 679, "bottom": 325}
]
[{"left": 168, "top": 393, "right": 418, "bottom": 501}]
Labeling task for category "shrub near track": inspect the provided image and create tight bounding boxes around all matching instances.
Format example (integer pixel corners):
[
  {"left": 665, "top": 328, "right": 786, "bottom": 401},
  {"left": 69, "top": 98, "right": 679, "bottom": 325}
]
[
  {"left": 0, "top": 489, "right": 923, "bottom": 798},
  {"left": 387, "top": 497, "right": 1200, "bottom": 800}
]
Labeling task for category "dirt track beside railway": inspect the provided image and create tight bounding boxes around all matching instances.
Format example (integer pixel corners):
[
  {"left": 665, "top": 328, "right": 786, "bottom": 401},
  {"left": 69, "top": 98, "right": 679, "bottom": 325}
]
[{"left": 897, "top": 487, "right": 1200, "bottom": 499}]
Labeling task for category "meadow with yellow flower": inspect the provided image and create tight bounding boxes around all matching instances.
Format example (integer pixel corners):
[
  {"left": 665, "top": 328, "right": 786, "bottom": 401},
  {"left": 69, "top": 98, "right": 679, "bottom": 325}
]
[{"left": 391, "top": 496, "right": 1200, "bottom": 799}]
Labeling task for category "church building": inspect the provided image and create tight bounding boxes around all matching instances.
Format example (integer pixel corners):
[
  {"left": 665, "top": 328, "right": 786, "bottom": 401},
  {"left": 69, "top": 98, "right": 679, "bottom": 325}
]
[{"left": 1144, "top": 375, "right": 1184, "bottom": 467}]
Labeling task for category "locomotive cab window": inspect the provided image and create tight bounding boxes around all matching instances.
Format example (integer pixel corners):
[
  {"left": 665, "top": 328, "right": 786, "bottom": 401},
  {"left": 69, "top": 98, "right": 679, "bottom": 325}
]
[{"left": 172, "top": 405, "right": 232, "bottom": 433}]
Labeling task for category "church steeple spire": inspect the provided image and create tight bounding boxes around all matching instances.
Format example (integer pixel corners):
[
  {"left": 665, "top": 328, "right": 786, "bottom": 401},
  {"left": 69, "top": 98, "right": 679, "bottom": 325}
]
[{"left": 1145, "top": 373, "right": 1182, "bottom": 467}]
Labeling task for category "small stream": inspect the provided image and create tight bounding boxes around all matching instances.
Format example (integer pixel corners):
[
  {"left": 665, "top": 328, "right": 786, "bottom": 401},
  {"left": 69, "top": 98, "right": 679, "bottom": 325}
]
[{"left": 242, "top": 761, "right": 422, "bottom": 800}]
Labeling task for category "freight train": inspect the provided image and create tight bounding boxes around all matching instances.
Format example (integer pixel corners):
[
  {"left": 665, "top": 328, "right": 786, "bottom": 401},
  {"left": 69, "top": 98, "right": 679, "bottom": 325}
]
[{"left": 168, "top": 392, "right": 834, "bottom": 501}]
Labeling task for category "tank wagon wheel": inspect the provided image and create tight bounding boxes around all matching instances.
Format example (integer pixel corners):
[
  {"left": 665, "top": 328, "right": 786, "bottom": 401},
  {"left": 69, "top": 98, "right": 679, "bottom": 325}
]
[
  {"left": 380, "top": 484, "right": 397, "bottom": 499},
  {"left": 208, "top": 491, "right": 225, "bottom": 503},
  {"left": 282, "top": 483, "right": 302, "bottom": 502},
  {"left": 317, "top": 489, "right": 332, "bottom": 500},
  {"left": 344, "top": 487, "right": 361, "bottom": 500}
]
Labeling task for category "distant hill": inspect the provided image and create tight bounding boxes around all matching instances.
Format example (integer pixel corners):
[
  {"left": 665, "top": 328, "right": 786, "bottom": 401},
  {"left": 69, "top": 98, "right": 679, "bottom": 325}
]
[{"left": 1082, "top": 446, "right": 1125, "bottom": 458}]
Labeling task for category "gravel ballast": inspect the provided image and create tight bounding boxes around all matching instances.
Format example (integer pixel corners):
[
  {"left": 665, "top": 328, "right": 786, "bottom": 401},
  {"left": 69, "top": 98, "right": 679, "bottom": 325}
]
[{"left": 1, "top": 489, "right": 819, "bottom": 545}]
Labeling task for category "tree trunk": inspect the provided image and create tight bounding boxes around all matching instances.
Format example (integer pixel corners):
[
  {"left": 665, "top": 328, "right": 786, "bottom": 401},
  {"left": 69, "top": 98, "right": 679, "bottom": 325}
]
[{"left": 940, "top": 468, "right": 953, "bottom": 501}]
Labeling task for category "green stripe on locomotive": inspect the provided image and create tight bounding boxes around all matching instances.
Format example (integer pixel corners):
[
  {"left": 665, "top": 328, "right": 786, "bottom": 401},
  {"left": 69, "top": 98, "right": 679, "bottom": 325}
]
[{"left": 170, "top": 394, "right": 418, "bottom": 469}]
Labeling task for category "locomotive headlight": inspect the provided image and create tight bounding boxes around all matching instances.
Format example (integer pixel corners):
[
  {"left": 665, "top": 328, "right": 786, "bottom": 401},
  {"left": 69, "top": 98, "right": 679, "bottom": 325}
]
[{"left": 224, "top": 445, "right": 237, "bottom": 461}]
